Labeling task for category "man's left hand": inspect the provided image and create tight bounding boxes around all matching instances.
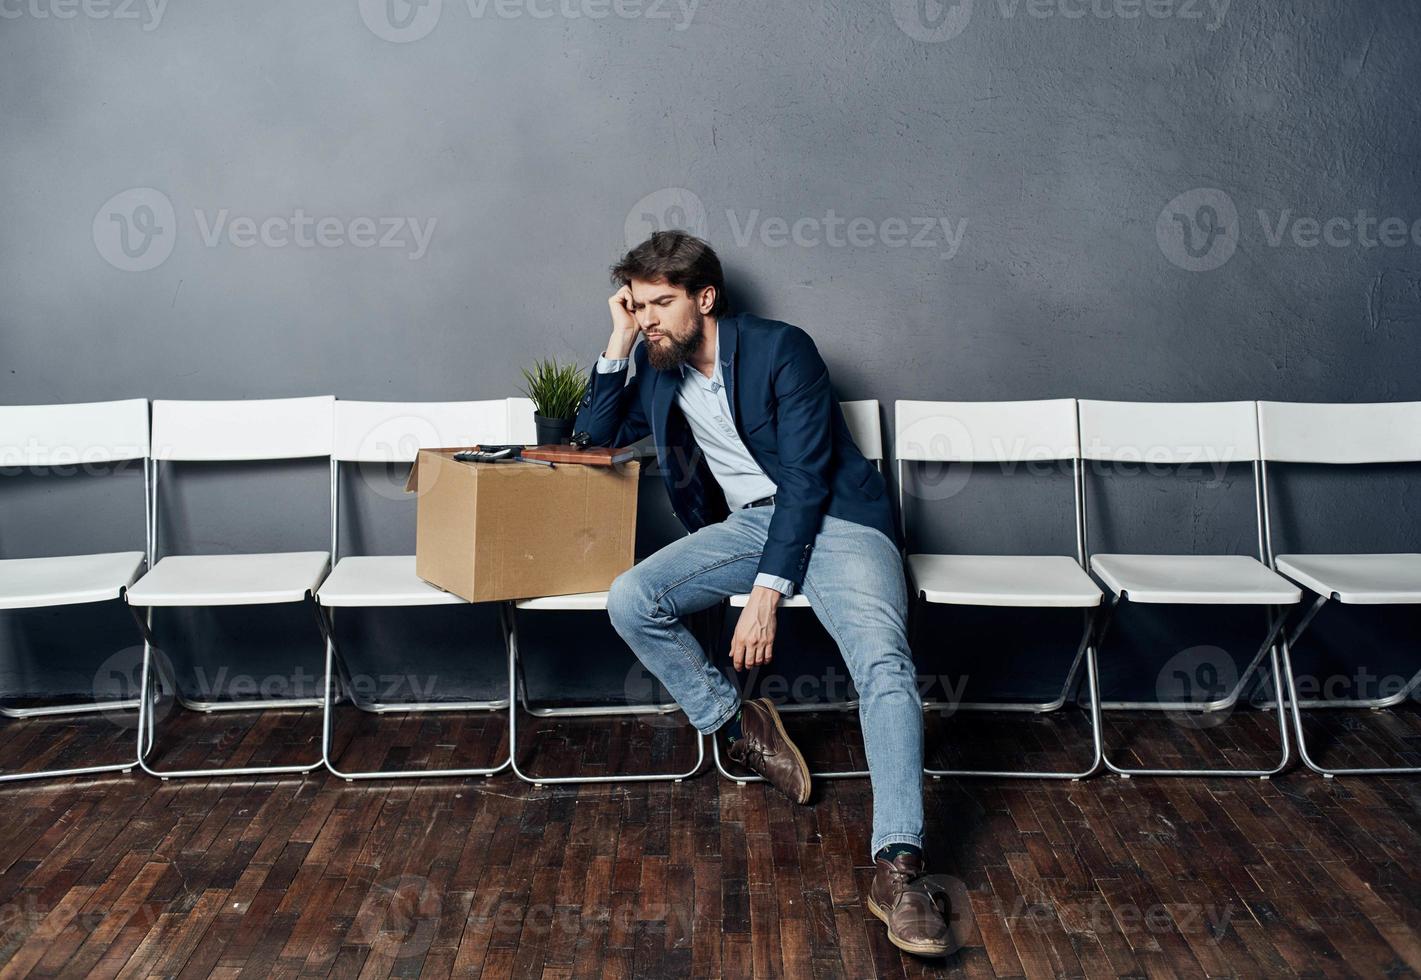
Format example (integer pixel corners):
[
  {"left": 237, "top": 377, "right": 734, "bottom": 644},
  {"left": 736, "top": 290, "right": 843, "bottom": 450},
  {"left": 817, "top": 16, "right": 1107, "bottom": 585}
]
[{"left": 730, "top": 585, "right": 782, "bottom": 671}]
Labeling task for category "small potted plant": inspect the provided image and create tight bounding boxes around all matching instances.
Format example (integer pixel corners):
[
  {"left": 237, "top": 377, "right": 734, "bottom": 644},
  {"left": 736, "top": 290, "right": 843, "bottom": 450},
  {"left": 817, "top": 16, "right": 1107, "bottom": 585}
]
[{"left": 521, "top": 357, "right": 588, "bottom": 445}]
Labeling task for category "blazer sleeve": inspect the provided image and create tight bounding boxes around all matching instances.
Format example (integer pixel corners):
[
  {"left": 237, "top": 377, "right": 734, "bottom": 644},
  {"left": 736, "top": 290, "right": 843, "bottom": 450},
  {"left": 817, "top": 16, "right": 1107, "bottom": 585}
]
[
  {"left": 571, "top": 344, "right": 652, "bottom": 448},
  {"left": 756, "top": 327, "right": 834, "bottom": 588}
]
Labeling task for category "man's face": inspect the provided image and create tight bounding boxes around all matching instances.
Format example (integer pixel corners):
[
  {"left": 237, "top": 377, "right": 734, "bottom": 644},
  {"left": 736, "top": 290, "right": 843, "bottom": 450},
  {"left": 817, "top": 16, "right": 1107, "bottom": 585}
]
[{"left": 627, "top": 278, "right": 708, "bottom": 372}]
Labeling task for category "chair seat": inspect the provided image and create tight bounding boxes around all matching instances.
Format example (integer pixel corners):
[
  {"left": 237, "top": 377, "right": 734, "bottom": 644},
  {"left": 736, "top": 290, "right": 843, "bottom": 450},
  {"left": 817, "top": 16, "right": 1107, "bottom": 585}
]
[
  {"left": 515, "top": 591, "right": 610, "bottom": 610},
  {"left": 1276, "top": 554, "right": 1421, "bottom": 605},
  {"left": 0, "top": 552, "right": 146, "bottom": 610},
  {"left": 125, "top": 552, "right": 330, "bottom": 607},
  {"left": 317, "top": 556, "right": 466, "bottom": 608},
  {"left": 1091, "top": 554, "right": 1300, "bottom": 605},
  {"left": 907, "top": 554, "right": 1102, "bottom": 608}
]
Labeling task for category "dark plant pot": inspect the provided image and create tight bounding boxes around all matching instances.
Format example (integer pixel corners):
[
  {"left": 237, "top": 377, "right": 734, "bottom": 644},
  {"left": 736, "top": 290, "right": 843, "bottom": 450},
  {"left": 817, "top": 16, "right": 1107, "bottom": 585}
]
[{"left": 534, "top": 414, "right": 574, "bottom": 445}]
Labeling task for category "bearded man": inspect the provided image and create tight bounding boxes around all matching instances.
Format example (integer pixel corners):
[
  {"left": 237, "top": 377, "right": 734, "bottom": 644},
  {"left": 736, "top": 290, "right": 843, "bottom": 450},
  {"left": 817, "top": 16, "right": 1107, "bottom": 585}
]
[{"left": 573, "top": 230, "right": 950, "bottom": 957}]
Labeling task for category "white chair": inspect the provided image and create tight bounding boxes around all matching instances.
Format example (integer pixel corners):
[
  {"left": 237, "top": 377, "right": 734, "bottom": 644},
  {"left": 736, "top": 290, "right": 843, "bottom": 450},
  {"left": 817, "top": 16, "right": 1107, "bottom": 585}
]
[
  {"left": 125, "top": 396, "right": 335, "bottom": 779},
  {"left": 503, "top": 450, "right": 706, "bottom": 787},
  {"left": 1079, "top": 400, "right": 1300, "bottom": 778},
  {"left": 893, "top": 399, "right": 1104, "bottom": 780},
  {"left": 1258, "top": 400, "right": 1421, "bottom": 776},
  {"left": 713, "top": 400, "right": 903, "bottom": 784},
  {"left": 0, "top": 400, "right": 150, "bottom": 783},
  {"left": 316, "top": 398, "right": 534, "bottom": 780}
]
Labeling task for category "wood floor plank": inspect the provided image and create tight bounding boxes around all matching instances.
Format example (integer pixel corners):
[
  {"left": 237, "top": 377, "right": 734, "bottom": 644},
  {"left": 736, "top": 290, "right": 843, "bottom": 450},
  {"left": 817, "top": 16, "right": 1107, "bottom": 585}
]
[{"left": 0, "top": 704, "right": 1418, "bottom": 977}]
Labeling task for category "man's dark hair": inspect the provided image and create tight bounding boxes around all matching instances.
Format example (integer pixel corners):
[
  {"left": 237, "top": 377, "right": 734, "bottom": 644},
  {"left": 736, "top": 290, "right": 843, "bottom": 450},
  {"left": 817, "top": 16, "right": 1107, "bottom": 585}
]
[{"left": 611, "top": 231, "right": 728, "bottom": 317}]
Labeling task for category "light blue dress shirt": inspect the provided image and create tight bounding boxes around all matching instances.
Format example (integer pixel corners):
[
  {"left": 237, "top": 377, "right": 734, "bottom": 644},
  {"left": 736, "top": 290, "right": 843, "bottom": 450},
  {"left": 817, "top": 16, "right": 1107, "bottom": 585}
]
[{"left": 597, "top": 332, "right": 796, "bottom": 597}]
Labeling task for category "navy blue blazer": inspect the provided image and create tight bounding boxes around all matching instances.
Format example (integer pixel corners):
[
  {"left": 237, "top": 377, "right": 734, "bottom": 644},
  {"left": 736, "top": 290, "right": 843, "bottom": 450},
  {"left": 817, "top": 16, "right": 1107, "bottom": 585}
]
[{"left": 573, "top": 313, "right": 900, "bottom": 589}]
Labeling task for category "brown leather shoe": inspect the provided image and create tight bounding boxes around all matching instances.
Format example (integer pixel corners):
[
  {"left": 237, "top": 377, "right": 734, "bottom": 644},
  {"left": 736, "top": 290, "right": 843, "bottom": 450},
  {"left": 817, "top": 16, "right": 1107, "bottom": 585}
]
[
  {"left": 868, "top": 852, "right": 952, "bottom": 957},
  {"left": 726, "top": 698, "right": 811, "bottom": 804}
]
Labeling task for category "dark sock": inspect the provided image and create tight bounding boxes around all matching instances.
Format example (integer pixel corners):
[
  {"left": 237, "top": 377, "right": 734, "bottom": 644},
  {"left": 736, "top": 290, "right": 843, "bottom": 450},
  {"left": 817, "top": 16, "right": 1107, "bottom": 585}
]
[
  {"left": 721, "top": 709, "right": 743, "bottom": 742},
  {"left": 876, "top": 843, "right": 923, "bottom": 864}
]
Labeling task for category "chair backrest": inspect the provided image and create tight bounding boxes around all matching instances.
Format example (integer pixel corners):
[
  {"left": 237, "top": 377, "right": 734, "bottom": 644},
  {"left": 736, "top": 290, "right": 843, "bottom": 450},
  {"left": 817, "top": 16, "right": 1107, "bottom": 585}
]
[
  {"left": 0, "top": 399, "right": 149, "bottom": 466},
  {"left": 334, "top": 398, "right": 536, "bottom": 462},
  {"left": 150, "top": 396, "right": 335, "bottom": 461},
  {"left": 894, "top": 399, "right": 1079, "bottom": 462},
  {"left": 1078, "top": 400, "right": 1265, "bottom": 560},
  {"left": 840, "top": 400, "right": 883, "bottom": 463},
  {"left": 1258, "top": 401, "right": 1421, "bottom": 464},
  {"left": 893, "top": 399, "right": 1084, "bottom": 559},
  {"left": 1077, "top": 400, "right": 1260, "bottom": 464}
]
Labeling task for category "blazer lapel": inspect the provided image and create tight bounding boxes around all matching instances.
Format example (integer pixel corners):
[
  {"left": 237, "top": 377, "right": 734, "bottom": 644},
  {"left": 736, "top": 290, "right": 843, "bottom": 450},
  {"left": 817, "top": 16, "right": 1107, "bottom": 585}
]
[
  {"left": 718, "top": 315, "right": 739, "bottom": 427},
  {"left": 651, "top": 361, "right": 677, "bottom": 467}
]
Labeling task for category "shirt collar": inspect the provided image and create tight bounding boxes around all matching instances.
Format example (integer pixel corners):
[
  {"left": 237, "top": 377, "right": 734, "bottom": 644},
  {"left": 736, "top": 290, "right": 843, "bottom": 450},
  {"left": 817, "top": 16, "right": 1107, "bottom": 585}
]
[{"left": 679, "top": 328, "right": 723, "bottom": 391}]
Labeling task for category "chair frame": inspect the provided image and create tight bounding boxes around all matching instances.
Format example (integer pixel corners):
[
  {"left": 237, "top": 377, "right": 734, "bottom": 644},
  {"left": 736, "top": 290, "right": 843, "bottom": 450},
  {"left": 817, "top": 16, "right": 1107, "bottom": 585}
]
[
  {"left": 316, "top": 398, "right": 528, "bottom": 781},
  {"left": 128, "top": 397, "right": 334, "bottom": 780},
  {"left": 1258, "top": 399, "right": 1421, "bottom": 776},
  {"left": 0, "top": 399, "right": 151, "bottom": 783},
  {"left": 1079, "top": 400, "right": 1294, "bottom": 779},
  {"left": 503, "top": 596, "right": 706, "bottom": 786},
  {"left": 894, "top": 399, "right": 1105, "bottom": 780},
  {"left": 713, "top": 401, "right": 894, "bottom": 785}
]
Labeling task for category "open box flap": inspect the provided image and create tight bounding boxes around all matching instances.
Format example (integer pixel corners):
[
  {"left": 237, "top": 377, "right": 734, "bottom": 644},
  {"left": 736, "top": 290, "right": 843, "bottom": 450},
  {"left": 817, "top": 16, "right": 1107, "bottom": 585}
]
[{"left": 404, "top": 446, "right": 482, "bottom": 494}]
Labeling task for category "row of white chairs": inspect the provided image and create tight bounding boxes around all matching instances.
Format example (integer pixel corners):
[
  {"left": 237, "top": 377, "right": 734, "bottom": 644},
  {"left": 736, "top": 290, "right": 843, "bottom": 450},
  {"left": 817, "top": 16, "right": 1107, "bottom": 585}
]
[{"left": 0, "top": 396, "right": 1417, "bottom": 784}]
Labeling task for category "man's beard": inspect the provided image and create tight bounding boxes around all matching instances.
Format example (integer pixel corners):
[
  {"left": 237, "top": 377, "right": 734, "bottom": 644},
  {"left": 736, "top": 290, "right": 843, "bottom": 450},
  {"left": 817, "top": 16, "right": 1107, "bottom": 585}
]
[{"left": 645, "top": 314, "right": 705, "bottom": 372}]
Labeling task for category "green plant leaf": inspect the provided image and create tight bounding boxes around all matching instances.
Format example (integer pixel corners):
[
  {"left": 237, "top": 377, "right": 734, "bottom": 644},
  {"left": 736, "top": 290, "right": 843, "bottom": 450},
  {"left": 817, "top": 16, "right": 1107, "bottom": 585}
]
[{"left": 519, "top": 356, "right": 589, "bottom": 420}]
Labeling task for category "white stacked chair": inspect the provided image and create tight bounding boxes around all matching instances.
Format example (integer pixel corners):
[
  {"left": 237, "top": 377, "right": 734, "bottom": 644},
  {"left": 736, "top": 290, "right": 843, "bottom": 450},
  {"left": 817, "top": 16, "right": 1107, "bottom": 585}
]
[
  {"left": 896, "top": 398, "right": 1105, "bottom": 779},
  {"left": 713, "top": 400, "right": 896, "bottom": 784},
  {"left": 1079, "top": 400, "right": 1301, "bottom": 777},
  {"left": 504, "top": 458, "right": 707, "bottom": 787},
  {"left": 125, "top": 396, "right": 335, "bottom": 779},
  {"left": 316, "top": 398, "right": 535, "bottom": 780},
  {"left": 0, "top": 400, "right": 151, "bottom": 782},
  {"left": 1258, "top": 400, "right": 1421, "bottom": 776}
]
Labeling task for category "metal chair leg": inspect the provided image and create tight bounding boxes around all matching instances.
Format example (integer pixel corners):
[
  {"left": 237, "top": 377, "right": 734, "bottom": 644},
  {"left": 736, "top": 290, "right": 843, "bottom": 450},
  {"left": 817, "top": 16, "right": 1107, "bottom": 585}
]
[
  {"left": 503, "top": 603, "right": 706, "bottom": 786},
  {"left": 0, "top": 596, "right": 144, "bottom": 783},
  {"left": 924, "top": 608, "right": 1104, "bottom": 780},
  {"left": 710, "top": 720, "right": 869, "bottom": 784},
  {"left": 915, "top": 595, "right": 1088, "bottom": 714},
  {"left": 0, "top": 712, "right": 138, "bottom": 783},
  {"left": 709, "top": 602, "right": 870, "bottom": 782},
  {"left": 515, "top": 670, "right": 679, "bottom": 718},
  {"left": 1098, "top": 597, "right": 1292, "bottom": 778},
  {"left": 1276, "top": 596, "right": 1421, "bottom": 776},
  {"left": 1250, "top": 594, "right": 1421, "bottom": 710},
  {"left": 1096, "top": 595, "right": 1275, "bottom": 713},
  {"left": 0, "top": 689, "right": 142, "bottom": 781},
  {"left": 128, "top": 597, "right": 324, "bottom": 780},
  {"left": 315, "top": 602, "right": 511, "bottom": 781}
]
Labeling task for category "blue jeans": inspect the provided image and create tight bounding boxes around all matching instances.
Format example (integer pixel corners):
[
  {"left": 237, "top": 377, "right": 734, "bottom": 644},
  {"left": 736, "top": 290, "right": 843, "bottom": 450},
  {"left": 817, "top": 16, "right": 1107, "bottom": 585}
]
[{"left": 606, "top": 505, "right": 924, "bottom": 857}]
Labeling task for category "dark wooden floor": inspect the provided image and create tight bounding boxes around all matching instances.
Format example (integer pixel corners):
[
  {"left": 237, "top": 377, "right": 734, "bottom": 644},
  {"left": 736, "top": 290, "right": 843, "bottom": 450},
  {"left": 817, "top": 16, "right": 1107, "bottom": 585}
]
[{"left": 2, "top": 703, "right": 1421, "bottom": 978}]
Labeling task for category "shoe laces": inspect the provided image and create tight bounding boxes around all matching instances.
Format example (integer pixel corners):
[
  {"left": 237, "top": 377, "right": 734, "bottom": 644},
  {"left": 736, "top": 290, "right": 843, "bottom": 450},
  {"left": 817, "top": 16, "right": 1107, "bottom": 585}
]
[
  {"left": 887, "top": 865, "right": 917, "bottom": 889},
  {"left": 733, "top": 736, "right": 769, "bottom": 772}
]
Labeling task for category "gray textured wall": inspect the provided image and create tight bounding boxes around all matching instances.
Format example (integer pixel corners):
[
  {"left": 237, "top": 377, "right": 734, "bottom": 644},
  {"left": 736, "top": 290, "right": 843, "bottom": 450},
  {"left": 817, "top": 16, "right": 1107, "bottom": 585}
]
[{"left": 3, "top": 1, "right": 1421, "bottom": 713}]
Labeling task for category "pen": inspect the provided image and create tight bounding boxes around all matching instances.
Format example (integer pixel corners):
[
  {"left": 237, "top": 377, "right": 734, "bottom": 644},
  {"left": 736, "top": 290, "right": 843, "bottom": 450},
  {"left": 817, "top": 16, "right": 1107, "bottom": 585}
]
[{"left": 518, "top": 457, "right": 556, "bottom": 468}]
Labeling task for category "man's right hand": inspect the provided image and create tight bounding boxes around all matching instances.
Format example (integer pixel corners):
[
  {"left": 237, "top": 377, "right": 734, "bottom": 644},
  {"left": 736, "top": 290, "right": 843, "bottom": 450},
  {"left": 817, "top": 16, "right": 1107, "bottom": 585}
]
[{"left": 605, "top": 285, "right": 639, "bottom": 360}]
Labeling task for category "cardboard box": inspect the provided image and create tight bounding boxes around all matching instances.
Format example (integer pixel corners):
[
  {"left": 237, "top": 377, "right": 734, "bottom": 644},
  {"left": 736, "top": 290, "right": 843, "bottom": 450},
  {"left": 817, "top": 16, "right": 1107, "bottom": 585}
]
[{"left": 405, "top": 449, "right": 639, "bottom": 602}]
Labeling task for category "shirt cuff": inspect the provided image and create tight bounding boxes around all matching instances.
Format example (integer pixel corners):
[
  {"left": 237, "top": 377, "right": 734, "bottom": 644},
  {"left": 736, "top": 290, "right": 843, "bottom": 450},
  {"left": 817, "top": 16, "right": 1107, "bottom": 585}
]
[
  {"left": 596, "top": 353, "right": 629, "bottom": 374},
  {"left": 754, "top": 573, "right": 795, "bottom": 598}
]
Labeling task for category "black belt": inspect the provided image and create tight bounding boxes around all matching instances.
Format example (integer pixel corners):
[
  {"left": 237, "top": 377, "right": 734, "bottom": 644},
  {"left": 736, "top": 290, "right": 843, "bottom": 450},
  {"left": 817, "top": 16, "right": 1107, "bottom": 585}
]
[{"left": 742, "top": 494, "right": 776, "bottom": 509}]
